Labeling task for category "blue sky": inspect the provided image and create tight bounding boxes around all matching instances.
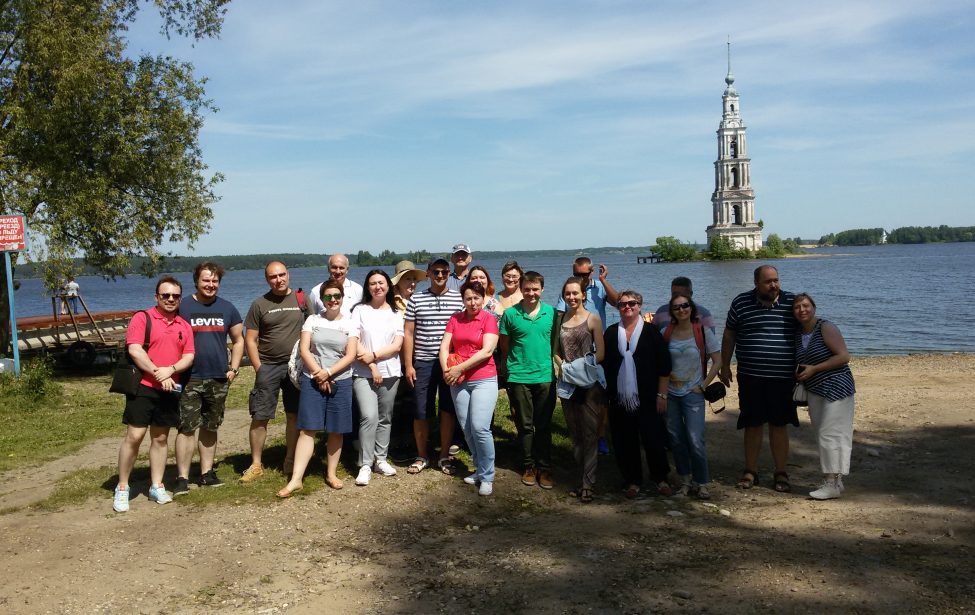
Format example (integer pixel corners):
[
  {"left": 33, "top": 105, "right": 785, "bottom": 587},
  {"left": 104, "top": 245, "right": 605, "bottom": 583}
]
[{"left": 129, "top": 1, "right": 974, "bottom": 255}]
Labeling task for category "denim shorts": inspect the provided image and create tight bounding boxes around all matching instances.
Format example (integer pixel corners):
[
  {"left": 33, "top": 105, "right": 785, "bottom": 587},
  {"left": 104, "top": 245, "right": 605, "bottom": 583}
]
[{"left": 297, "top": 375, "right": 353, "bottom": 433}]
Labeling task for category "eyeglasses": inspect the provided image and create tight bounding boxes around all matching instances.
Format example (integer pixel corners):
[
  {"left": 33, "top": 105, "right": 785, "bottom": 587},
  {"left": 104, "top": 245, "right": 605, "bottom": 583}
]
[
  {"left": 617, "top": 300, "right": 640, "bottom": 309},
  {"left": 431, "top": 270, "right": 450, "bottom": 277},
  {"left": 322, "top": 293, "right": 343, "bottom": 301},
  {"left": 502, "top": 274, "right": 521, "bottom": 281},
  {"left": 672, "top": 302, "right": 691, "bottom": 311},
  {"left": 158, "top": 293, "right": 181, "bottom": 300}
]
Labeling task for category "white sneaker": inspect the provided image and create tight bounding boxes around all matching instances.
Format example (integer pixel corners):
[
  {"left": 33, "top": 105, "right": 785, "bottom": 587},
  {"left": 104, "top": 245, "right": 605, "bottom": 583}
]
[
  {"left": 113, "top": 485, "right": 130, "bottom": 512},
  {"left": 810, "top": 478, "right": 842, "bottom": 500},
  {"left": 837, "top": 475, "right": 846, "bottom": 493},
  {"left": 374, "top": 460, "right": 397, "bottom": 477},
  {"left": 463, "top": 473, "right": 478, "bottom": 485},
  {"left": 478, "top": 481, "right": 493, "bottom": 496},
  {"left": 355, "top": 465, "right": 372, "bottom": 486},
  {"left": 148, "top": 483, "right": 172, "bottom": 504}
]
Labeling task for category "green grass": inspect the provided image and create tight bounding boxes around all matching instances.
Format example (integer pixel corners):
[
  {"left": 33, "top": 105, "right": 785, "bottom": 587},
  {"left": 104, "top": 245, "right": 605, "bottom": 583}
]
[
  {"left": 21, "top": 381, "right": 577, "bottom": 511},
  {"left": 0, "top": 367, "right": 260, "bottom": 473}
]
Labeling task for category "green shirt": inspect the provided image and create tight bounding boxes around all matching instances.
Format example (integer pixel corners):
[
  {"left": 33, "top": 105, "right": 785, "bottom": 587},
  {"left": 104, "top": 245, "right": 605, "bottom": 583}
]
[{"left": 499, "top": 302, "right": 555, "bottom": 384}]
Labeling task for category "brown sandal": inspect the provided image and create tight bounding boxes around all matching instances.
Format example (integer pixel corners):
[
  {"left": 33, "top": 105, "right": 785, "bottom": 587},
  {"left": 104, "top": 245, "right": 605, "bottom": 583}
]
[
  {"left": 737, "top": 469, "right": 758, "bottom": 489},
  {"left": 773, "top": 471, "right": 791, "bottom": 493}
]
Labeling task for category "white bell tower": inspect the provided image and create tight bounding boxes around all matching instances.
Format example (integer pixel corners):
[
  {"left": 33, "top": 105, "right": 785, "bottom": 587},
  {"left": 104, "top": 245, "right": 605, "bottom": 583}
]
[{"left": 706, "top": 41, "right": 763, "bottom": 251}]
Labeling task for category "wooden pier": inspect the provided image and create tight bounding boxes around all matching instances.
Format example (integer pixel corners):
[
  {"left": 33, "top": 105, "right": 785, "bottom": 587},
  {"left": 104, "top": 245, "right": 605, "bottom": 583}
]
[{"left": 636, "top": 252, "right": 663, "bottom": 264}]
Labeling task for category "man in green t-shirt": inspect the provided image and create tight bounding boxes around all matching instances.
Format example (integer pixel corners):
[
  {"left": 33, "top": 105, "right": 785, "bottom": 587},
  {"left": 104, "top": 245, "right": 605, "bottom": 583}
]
[{"left": 499, "top": 271, "right": 557, "bottom": 489}]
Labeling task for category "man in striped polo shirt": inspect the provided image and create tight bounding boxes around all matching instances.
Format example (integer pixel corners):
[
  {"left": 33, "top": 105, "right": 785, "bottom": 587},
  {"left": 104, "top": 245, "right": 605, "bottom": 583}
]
[
  {"left": 403, "top": 257, "right": 465, "bottom": 474},
  {"left": 719, "top": 265, "right": 798, "bottom": 492}
]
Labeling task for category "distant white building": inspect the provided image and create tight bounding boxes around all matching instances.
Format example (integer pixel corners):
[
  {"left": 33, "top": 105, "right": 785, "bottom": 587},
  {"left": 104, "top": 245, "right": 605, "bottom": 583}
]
[
  {"left": 706, "top": 42, "right": 763, "bottom": 251},
  {"left": 880, "top": 229, "right": 888, "bottom": 244}
]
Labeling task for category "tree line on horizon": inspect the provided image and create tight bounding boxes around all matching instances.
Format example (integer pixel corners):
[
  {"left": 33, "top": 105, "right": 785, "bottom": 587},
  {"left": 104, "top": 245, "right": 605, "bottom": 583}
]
[{"left": 818, "top": 225, "right": 975, "bottom": 246}]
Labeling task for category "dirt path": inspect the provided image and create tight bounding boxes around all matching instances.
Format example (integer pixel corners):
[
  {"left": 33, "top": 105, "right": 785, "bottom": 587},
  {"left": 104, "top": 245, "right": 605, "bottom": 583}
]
[{"left": 1, "top": 355, "right": 973, "bottom": 613}]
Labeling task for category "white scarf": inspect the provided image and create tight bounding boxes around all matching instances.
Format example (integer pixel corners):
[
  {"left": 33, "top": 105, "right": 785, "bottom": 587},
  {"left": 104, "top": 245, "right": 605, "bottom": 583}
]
[{"left": 616, "top": 317, "right": 643, "bottom": 411}]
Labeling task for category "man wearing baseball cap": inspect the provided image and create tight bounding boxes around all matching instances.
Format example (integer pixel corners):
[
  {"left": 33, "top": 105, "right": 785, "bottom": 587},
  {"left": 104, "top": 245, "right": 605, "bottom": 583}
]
[{"left": 446, "top": 243, "right": 473, "bottom": 292}]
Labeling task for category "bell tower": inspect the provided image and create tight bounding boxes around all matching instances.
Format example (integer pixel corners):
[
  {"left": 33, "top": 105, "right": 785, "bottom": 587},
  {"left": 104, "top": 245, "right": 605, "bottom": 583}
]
[{"left": 706, "top": 40, "right": 763, "bottom": 251}]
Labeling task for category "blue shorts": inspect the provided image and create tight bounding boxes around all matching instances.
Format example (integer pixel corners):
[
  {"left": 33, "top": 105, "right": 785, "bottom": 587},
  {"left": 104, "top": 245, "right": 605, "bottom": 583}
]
[
  {"left": 297, "top": 375, "right": 353, "bottom": 433},
  {"left": 412, "top": 359, "right": 455, "bottom": 420}
]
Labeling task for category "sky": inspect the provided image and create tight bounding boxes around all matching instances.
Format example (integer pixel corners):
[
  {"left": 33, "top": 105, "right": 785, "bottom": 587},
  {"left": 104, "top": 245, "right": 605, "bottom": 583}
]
[{"left": 128, "top": 0, "right": 975, "bottom": 255}]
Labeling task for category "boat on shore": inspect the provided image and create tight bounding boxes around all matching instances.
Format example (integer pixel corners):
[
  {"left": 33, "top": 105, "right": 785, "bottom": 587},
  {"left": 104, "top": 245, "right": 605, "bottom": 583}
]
[{"left": 16, "top": 310, "right": 135, "bottom": 367}]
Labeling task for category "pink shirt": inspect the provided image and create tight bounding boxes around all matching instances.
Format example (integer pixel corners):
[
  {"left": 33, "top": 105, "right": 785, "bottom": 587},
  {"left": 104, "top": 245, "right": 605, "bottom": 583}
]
[
  {"left": 126, "top": 307, "right": 195, "bottom": 389},
  {"left": 445, "top": 309, "right": 499, "bottom": 381}
]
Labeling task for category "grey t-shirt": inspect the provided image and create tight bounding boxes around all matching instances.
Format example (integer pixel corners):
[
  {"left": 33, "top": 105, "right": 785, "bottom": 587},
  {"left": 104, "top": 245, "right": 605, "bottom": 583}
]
[
  {"left": 244, "top": 291, "right": 305, "bottom": 363},
  {"left": 301, "top": 315, "right": 359, "bottom": 380},
  {"left": 667, "top": 327, "right": 720, "bottom": 396}
]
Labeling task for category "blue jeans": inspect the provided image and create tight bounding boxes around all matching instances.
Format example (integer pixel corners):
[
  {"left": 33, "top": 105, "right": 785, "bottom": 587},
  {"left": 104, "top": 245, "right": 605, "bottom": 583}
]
[
  {"left": 450, "top": 377, "right": 498, "bottom": 483},
  {"left": 666, "top": 391, "right": 710, "bottom": 484}
]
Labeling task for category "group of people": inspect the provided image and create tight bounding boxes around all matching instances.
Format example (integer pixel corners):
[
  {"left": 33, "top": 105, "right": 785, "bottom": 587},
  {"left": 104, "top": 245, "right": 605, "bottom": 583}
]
[{"left": 112, "top": 247, "right": 856, "bottom": 512}]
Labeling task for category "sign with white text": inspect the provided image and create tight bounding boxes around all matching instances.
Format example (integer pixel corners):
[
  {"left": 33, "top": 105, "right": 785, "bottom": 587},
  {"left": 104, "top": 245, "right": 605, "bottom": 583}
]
[{"left": 0, "top": 215, "right": 27, "bottom": 252}]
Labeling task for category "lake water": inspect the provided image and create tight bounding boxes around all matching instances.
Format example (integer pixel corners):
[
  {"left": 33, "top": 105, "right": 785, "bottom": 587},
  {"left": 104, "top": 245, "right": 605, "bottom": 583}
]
[{"left": 11, "top": 242, "right": 975, "bottom": 355}]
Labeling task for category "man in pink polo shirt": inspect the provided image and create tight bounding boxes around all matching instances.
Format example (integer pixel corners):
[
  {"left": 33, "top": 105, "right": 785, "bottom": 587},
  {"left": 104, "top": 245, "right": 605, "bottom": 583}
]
[{"left": 113, "top": 276, "right": 195, "bottom": 512}]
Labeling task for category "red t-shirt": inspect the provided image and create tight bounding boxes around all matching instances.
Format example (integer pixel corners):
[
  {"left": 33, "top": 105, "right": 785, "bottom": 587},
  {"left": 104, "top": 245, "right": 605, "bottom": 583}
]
[
  {"left": 125, "top": 307, "right": 195, "bottom": 389},
  {"left": 445, "top": 309, "right": 499, "bottom": 381}
]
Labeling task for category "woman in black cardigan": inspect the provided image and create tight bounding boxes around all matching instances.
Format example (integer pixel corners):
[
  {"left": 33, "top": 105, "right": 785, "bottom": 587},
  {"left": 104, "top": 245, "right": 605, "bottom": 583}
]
[{"left": 602, "top": 290, "right": 673, "bottom": 498}]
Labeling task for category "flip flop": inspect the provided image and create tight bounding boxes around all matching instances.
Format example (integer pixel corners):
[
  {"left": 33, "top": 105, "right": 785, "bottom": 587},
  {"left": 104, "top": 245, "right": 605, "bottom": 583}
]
[
  {"left": 407, "top": 457, "right": 428, "bottom": 474},
  {"left": 773, "top": 471, "right": 791, "bottom": 493}
]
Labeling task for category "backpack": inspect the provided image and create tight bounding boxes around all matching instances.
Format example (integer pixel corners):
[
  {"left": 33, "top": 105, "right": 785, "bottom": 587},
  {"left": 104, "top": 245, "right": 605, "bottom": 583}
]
[
  {"left": 286, "top": 289, "right": 309, "bottom": 388},
  {"left": 662, "top": 320, "right": 708, "bottom": 377}
]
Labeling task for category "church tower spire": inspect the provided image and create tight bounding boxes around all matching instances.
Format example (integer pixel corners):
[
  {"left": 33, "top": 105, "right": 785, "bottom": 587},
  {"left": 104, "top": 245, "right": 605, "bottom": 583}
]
[{"left": 706, "top": 39, "right": 763, "bottom": 251}]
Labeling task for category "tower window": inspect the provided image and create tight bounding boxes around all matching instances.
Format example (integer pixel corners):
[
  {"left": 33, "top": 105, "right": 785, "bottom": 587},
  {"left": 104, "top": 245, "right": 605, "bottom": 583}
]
[
  {"left": 730, "top": 139, "right": 737, "bottom": 158},
  {"left": 730, "top": 167, "right": 738, "bottom": 188},
  {"left": 733, "top": 205, "right": 742, "bottom": 225}
]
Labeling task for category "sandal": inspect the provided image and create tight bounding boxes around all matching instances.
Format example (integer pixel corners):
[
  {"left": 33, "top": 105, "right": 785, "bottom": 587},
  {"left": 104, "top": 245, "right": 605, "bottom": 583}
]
[
  {"left": 580, "top": 488, "right": 594, "bottom": 504},
  {"left": 569, "top": 486, "right": 583, "bottom": 498},
  {"left": 407, "top": 457, "right": 428, "bottom": 474},
  {"left": 276, "top": 484, "right": 302, "bottom": 498},
  {"left": 737, "top": 469, "right": 758, "bottom": 489},
  {"left": 773, "top": 471, "right": 792, "bottom": 493},
  {"left": 438, "top": 457, "right": 456, "bottom": 476},
  {"left": 624, "top": 485, "right": 640, "bottom": 499}
]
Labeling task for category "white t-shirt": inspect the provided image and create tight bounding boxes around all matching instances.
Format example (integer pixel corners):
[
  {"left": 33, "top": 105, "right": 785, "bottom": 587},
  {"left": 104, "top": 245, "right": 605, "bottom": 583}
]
[
  {"left": 301, "top": 315, "right": 359, "bottom": 380},
  {"left": 350, "top": 304, "right": 405, "bottom": 378},
  {"left": 308, "top": 278, "right": 364, "bottom": 318}
]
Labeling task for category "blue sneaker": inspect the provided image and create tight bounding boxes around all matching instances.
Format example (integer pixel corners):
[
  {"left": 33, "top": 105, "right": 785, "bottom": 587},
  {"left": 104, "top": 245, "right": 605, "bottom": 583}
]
[
  {"left": 598, "top": 437, "right": 610, "bottom": 455},
  {"left": 148, "top": 483, "right": 172, "bottom": 504},
  {"left": 113, "top": 485, "right": 130, "bottom": 512}
]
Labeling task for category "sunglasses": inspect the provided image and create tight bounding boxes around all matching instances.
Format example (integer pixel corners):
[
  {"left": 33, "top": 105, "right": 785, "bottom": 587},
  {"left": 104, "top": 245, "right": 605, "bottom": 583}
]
[
  {"left": 617, "top": 300, "right": 640, "bottom": 309},
  {"left": 322, "top": 293, "right": 343, "bottom": 301},
  {"left": 672, "top": 302, "right": 691, "bottom": 311},
  {"left": 431, "top": 270, "right": 450, "bottom": 277},
  {"left": 158, "top": 293, "right": 181, "bottom": 300}
]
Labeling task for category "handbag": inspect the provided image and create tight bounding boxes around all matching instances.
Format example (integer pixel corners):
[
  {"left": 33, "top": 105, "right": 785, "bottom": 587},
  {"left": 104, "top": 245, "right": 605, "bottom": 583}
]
[
  {"left": 447, "top": 353, "right": 467, "bottom": 384},
  {"left": 109, "top": 311, "right": 150, "bottom": 395},
  {"left": 792, "top": 382, "right": 808, "bottom": 405},
  {"left": 703, "top": 381, "right": 726, "bottom": 414}
]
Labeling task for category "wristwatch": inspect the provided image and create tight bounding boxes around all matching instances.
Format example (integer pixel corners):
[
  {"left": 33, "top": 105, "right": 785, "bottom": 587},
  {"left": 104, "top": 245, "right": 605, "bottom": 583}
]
[
  {"left": 230, "top": 367, "right": 240, "bottom": 375},
  {"left": 656, "top": 393, "right": 667, "bottom": 400}
]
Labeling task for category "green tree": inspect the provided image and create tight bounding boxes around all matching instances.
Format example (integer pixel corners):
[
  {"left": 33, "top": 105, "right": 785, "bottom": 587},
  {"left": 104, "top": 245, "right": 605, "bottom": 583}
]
[
  {"left": 707, "top": 236, "right": 751, "bottom": 261},
  {"left": 0, "top": 0, "right": 227, "bottom": 353},
  {"left": 756, "top": 233, "right": 786, "bottom": 258},
  {"left": 651, "top": 236, "right": 699, "bottom": 262}
]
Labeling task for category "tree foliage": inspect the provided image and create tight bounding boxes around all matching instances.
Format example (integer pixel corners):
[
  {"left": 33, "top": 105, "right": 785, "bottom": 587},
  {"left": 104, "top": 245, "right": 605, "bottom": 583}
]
[
  {"left": 707, "top": 236, "right": 751, "bottom": 260},
  {"left": 818, "top": 228, "right": 884, "bottom": 246},
  {"left": 0, "top": 0, "right": 228, "bottom": 354},
  {"left": 651, "top": 236, "right": 700, "bottom": 262},
  {"left": 886, "top": 225, "right": 975, "bottom": 244}
]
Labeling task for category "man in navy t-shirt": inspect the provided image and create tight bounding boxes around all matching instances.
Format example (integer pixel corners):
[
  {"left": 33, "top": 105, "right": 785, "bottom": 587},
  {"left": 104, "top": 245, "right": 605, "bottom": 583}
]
[{"left": 173, "top": 262, "right": 244, "bottom": 495}]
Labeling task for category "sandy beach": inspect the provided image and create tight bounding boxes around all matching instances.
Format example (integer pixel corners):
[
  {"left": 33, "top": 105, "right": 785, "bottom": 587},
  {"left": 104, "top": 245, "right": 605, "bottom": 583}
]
[{"left": 0, "top": 353, "right": 972, "bottom": 613}]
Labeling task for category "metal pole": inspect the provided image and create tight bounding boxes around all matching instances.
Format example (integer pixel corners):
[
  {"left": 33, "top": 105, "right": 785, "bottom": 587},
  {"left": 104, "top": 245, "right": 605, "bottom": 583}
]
[{"left": 5, "top": 251, "right": 21, "bottom": 376}]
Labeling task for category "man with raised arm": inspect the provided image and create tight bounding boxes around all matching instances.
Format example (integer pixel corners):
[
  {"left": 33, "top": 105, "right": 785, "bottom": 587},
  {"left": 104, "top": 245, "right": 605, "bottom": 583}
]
[
  {"left": 241, "top": 261, "right": 305, "bottom": 482},
  {"left": 172, "top": 262, "right": 244, "bottom": 495}
]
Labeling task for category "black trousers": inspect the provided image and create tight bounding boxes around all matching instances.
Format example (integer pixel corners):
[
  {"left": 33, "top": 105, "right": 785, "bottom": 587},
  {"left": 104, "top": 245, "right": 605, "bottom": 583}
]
[{"left": 608, "top": 400, "right": 670, "bottom": 486}]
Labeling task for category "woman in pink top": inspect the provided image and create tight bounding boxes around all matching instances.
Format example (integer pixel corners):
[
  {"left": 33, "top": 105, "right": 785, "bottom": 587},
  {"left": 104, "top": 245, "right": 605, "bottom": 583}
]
[{"left": 439, "top": 280, "right": 499, "bottom": 496}]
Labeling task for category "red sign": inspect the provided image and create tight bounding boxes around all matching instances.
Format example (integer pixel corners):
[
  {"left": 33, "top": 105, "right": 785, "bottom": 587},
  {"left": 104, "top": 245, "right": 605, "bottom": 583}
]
[{"left": 0, "top": 215, "right": 27, "bottom": 252}]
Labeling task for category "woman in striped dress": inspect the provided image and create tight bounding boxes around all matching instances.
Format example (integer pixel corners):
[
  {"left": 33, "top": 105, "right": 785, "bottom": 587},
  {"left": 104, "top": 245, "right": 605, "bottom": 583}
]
[{"left": 793, "top": 293, "right": 856, "bottom": 500}]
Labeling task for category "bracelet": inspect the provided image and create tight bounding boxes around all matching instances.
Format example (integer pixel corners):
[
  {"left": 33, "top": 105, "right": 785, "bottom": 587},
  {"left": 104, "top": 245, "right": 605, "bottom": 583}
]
[
  {"left": 325, "top": 367, "right": 333, "bottom": 379},
  {"left": 230, "top": 367, "right": 240, "bottom": 375},
  {"left": 656, "top": 393, "right": 667, "bottom": 400}
]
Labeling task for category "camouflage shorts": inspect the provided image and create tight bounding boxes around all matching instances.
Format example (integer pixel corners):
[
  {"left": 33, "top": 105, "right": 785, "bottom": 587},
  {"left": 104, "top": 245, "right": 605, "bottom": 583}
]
[{"left": 178, "top": 378, "right": 230, "bottom": 432}]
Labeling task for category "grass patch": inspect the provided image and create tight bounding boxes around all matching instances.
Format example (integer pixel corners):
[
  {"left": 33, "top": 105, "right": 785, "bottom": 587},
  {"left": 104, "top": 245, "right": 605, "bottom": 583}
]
[{"left": 0, "top": 367, "right": 259, "bottom": 473}]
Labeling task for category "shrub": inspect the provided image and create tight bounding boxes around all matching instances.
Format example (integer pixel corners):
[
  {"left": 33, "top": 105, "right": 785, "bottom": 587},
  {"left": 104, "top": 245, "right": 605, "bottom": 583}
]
[
  {"left": 0, "top": 357, "right": 61, "bottom": 403},
  {"left": 707, "top": 236, "right": 751, "bottom": 260}
]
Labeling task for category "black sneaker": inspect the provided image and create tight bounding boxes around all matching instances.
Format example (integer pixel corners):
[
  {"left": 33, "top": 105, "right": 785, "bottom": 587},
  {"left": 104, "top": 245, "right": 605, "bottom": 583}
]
[
  {"left": 172, "top": 477, "right": 190, "bottom": 497},
  {"left": 198, "top": 470, "right": 225, "bottom": 488}
]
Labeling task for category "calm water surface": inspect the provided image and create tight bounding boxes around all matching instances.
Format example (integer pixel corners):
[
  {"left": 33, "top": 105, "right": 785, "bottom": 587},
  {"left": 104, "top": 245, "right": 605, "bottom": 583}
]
[{"left": 12, "top": 243, "right": 975, "bottom": 355}]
